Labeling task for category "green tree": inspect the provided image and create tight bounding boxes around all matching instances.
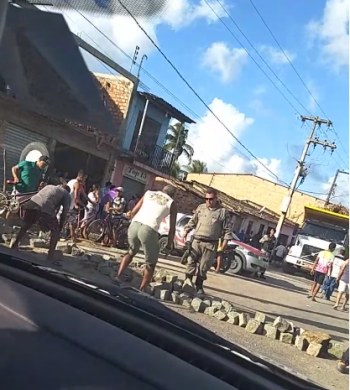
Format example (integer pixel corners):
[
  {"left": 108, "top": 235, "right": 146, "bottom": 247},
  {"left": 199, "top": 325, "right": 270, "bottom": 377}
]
[
  {"left": 185, "top": 160, "right": 208, "bottom": 173},
  {"left": 171, "top": 161, "right": 181, "bottom": 178},
  {"left": 164, "top": 122, "right": 194, "bottom": 163}
]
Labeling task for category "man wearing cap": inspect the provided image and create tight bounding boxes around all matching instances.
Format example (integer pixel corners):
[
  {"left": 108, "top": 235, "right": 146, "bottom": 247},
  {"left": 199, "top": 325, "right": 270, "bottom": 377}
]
[{"left": 105, "top": 186, "right": 127, "bottom": 247}]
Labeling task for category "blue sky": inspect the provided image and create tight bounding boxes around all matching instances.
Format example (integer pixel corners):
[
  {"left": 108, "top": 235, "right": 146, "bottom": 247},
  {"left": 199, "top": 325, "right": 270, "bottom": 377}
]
[{"left": 50, "top": 0, "right": 349, "bottom": 204}]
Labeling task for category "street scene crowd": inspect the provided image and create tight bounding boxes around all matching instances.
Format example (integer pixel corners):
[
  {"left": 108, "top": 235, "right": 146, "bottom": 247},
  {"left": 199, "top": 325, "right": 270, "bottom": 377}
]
[{"left": 2, "top": 154, "right": 349, "bottom": 376}]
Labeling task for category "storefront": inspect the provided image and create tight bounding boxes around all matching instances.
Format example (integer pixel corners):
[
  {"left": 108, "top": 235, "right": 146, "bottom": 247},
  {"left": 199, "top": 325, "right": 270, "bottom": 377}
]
[
  {"left": 0, "top": 94, "right": 117, "bottom": 190},
  {"left": 113, "top": 160, "right": 156, "bottom": 200}
]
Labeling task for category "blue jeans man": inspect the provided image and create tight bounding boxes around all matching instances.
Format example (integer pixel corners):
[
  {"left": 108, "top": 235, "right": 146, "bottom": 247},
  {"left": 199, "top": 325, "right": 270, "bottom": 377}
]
[{"left": 322, "top": 276, "right": 338, "bottom": 300}]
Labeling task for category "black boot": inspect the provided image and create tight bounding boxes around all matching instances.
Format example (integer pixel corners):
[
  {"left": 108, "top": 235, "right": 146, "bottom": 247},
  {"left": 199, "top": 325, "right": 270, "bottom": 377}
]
[{"left": 195, "top": 276, "right": 205, "bottom": 296}]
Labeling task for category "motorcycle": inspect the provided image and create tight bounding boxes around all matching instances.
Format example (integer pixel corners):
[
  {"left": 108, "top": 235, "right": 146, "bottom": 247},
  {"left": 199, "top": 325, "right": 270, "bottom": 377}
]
[{"left": 180, "top": 237, "right": 238, "bottom": 274}]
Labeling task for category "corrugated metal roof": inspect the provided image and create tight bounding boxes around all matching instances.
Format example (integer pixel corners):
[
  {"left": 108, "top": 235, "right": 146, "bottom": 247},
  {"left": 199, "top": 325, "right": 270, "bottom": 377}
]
[{"left": 155, "top": 177, "right": 296, "bottom": 227}]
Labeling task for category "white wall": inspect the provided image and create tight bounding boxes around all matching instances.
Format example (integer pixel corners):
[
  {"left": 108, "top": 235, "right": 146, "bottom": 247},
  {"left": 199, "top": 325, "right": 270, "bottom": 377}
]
[{"left": 240, "top": 216, "right": 294, "bottom": 244}]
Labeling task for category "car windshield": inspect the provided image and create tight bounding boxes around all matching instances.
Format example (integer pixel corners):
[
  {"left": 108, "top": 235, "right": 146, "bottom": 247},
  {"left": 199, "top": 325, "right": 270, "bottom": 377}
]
[
  {"left": 300, "top": 221, "right": 347, "bottom": 244},
  {"left": 3, "top": 2, "right": 348, "bottom": 389}
]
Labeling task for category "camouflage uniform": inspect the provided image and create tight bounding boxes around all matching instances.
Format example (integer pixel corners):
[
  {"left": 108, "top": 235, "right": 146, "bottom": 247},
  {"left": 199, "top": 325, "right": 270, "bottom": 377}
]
[{"left": 183, "top": 203, "right": 232, "bottom": 285}]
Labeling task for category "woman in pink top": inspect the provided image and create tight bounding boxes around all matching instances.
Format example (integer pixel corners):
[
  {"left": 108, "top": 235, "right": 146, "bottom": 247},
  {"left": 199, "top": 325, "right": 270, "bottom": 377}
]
[{"left": 308, "top": 243, "right": 336, "bottom": 302}]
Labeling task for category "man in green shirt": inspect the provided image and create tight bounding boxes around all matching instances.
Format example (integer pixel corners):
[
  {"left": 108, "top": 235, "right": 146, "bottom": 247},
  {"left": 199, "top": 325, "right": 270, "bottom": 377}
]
[{"left": 11, "top": 156, "right": 50, "bottom": 194}]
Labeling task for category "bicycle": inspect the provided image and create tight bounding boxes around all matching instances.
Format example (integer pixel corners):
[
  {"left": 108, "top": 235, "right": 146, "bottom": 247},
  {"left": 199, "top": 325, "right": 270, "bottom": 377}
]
[
  {"left": 0, "top": 180, "right": 39, "bottom": 218},
  {"left": 60, "top": 207, "right": 86, "bottom": 241},
  {"left": 86, "top": 212, "right": 130, "bottom": 249}
]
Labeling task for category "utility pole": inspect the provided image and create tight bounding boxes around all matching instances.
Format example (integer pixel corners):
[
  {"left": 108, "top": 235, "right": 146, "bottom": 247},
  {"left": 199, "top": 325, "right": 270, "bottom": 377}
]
[
  {"left": 274, "top": 116, "right": 335, "bottom": 244},
  {"left": 325, "top": 169, "right": 349, "bottom": 204}
]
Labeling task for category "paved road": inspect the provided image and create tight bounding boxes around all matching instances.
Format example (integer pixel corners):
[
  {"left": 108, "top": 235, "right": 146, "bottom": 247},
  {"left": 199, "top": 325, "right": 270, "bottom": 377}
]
[
  {"left": 1, "top": 243, "right": 348, "bottom": 389},
  {"left": 153, "top": 256, "right": 349, "bottom": 343},
  {"left": 73, "top": 242, "right": 349, "bottom": 343}
]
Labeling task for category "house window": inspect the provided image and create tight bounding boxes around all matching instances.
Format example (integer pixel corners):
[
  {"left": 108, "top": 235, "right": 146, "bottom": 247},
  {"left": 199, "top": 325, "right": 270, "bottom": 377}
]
[
  {"left": 130, "top": 111, "right": 161, "bottom": 151},
  {"left": 279, "top": 234, "right": 288, "bottom": 246},
  {"left": 245, "top": 221, "right": 254, "bottom": 235},
  {"left": 258, "top": 224, "right": 265, "bottom": 234}
]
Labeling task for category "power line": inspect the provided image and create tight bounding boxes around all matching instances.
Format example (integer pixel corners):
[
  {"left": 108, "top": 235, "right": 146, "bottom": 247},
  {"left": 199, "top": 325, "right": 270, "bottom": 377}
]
[
  {"left": 211, "top": 0, "right": 311, "bottom": 115},
  {"left": 56, "top": 3, "right": 253, "bottom": 174},
  {"left": 108, "top": 0, "right": 289, "bottom": 185},
  {"left": 59, "top": 0, "right": 282, "bottom": 181},
  {"left": 247, "top": 0, "right": 349, "bottom": 166},
  {"left": 207, "top": 0, "right": 348, "bottom": 178},
  {"left": 212, "top": 0, "right": 348, "bottom": 171}
]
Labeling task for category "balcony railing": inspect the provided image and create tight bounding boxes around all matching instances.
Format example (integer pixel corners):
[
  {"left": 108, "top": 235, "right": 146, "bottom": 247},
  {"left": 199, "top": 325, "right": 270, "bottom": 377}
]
[{"left": 134, "top": 141, "right": 174, "bottom": 175}]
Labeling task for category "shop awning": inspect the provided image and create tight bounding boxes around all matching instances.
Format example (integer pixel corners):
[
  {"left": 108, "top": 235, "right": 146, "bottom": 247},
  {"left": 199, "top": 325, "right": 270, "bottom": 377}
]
[
  {"left": 304, "top": 205, "right": 349, "bottom": 228},
  {"left": 0, "top": 6, "right": 116, "bottom": 135}
]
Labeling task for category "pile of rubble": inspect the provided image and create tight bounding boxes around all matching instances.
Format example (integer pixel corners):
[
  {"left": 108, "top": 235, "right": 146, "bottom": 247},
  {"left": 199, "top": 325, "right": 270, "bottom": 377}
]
[
  {"left": 140, "top": 268, "right": 346, "bottom": 361},
  {"left": 5, "top": 234, "right": 345, "bottom": 361}
]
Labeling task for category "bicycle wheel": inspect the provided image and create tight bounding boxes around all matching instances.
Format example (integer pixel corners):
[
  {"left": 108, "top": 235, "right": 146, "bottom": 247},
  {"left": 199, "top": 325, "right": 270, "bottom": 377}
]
[
  {"left": 86, "top": 219, "right": 106, "bottom": 242},
  {"left": 0, "top": 192, "right": 9, "bottom": 215},
  {"left": 115, "top": 224, "right": 129, "bottom": 249}
]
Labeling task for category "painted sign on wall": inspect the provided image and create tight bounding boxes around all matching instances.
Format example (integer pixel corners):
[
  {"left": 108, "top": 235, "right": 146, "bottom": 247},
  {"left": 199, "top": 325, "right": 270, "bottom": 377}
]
[{"left": 123, "top": 164, "right": 149, "bottom": 184}]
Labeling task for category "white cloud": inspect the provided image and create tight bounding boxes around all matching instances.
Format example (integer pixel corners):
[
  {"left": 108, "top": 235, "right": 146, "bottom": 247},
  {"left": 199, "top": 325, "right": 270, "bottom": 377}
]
[
  {"left": 48, "top": 0, "right": 230, "bottom": 68},
  {"left": 181, "top": 98, "right": 281, "bottom": 181},
  {"left": 260, "top": 45, "right": 296, "bottom": 64},
  {"left": 306, "top": 0, "right": 349, "bottom": 71},
  {"left": 201, "top": 42, "right": 248, "bottom": 82},
  {"left": 321, "top": 172, "right": 349, "bottom": 206},
  {"left": 161, "top": 0, "right": 230, "bottom": 29}
]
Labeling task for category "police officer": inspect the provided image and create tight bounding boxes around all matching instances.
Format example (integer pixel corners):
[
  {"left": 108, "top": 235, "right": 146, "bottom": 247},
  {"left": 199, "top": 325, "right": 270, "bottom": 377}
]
[{"left": 182, "top": 188, "right": 232, "bottom": 295}]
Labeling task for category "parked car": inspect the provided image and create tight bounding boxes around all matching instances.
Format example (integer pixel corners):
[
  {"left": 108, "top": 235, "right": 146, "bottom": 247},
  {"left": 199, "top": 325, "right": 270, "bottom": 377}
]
[{"left": 158, "top": 213, "right": 269, "bottom": 275}]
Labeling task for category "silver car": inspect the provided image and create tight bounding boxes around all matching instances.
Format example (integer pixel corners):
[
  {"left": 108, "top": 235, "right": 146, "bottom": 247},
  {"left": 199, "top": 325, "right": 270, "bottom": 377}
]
[{"left": 227, "top": 234, "right": 269, "bottom": 275}]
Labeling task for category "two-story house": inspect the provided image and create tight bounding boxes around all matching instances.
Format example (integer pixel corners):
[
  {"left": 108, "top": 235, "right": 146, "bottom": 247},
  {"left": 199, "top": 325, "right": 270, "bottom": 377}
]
[
  {"left": 0, "top": 20, "right": 194, "bottom": 195},
  {"left": 111, "top": 91, "right": 195, "bottom": 197}
]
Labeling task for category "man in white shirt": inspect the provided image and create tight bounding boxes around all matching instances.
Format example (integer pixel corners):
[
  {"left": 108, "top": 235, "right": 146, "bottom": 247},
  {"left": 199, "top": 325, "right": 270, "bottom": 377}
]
[
  {"left": 322, "top": 248, "right": 345, "bottom": 300},
  {"left": 114, "top": 185, "right": 178, "bottom": 291}
]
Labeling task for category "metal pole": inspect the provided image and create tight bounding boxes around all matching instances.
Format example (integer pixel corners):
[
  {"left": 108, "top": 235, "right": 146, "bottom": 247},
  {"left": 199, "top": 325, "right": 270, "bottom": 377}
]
[
  {"left": 134, "top": 98, "right": 149, "bottom": 151},
  {"left": 137, "top": 54, "right": 148, "bottom": 79},
  {"left": 0, "top": 0, "right": 8, "bottom": 45},
  {"left": 274, "top": 119, "right": 318, "bottom": 239},
  {"left": 325, "top": 169, "right": 340, "bottom": 205}
]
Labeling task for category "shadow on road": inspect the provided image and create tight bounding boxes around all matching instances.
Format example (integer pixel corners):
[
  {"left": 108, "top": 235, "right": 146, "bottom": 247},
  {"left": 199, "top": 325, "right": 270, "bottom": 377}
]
[{"left": 226, "top": 272, "right": 307, "bottom": 295}]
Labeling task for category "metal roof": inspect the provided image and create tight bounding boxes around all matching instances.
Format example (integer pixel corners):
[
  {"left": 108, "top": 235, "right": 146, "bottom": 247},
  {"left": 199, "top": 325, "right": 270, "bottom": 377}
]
[
  {"left": 138, "top": 92, "right": 195, "bottom": 124},
  {"left": 1, "top": 6, "right": 115, "bottom": 134}
]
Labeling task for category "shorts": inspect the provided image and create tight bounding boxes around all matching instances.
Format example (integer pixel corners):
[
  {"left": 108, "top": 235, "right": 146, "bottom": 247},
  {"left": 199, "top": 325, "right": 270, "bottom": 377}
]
[
  {"left": 24, "top": 201, "right": 59, "bottom": 232},
  {"left": 111, "top": 214, "right": 125, "bottom": 229},
  {"left": 338, "top": 280, "right": 349, "bottom": 294},
  {"left": 314, "top": 271, "right": 326, "bottom": 284},
  {"left": 67, "top": 209, "right": 79, "bottom": 225},
  {"left": 127, "top": 221, "right": 159, "bottom": 266}
]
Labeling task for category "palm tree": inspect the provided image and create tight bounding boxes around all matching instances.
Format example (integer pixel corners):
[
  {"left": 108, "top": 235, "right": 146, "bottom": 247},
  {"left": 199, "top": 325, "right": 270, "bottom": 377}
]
[
  {"left": 186, "top": 160, "right": 208, "bottom": 173},
  {"left": 171, "top": 161, "right": 181, "bottom": 178},
  {"left": 164, "top": 122, "right": 194, "bottom": 163}
]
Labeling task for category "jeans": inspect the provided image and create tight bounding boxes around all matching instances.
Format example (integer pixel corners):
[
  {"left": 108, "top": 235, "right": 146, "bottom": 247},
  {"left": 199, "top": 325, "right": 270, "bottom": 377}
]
[{"left": 322, "top": 276, "right": 338, "bottom": 300}]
